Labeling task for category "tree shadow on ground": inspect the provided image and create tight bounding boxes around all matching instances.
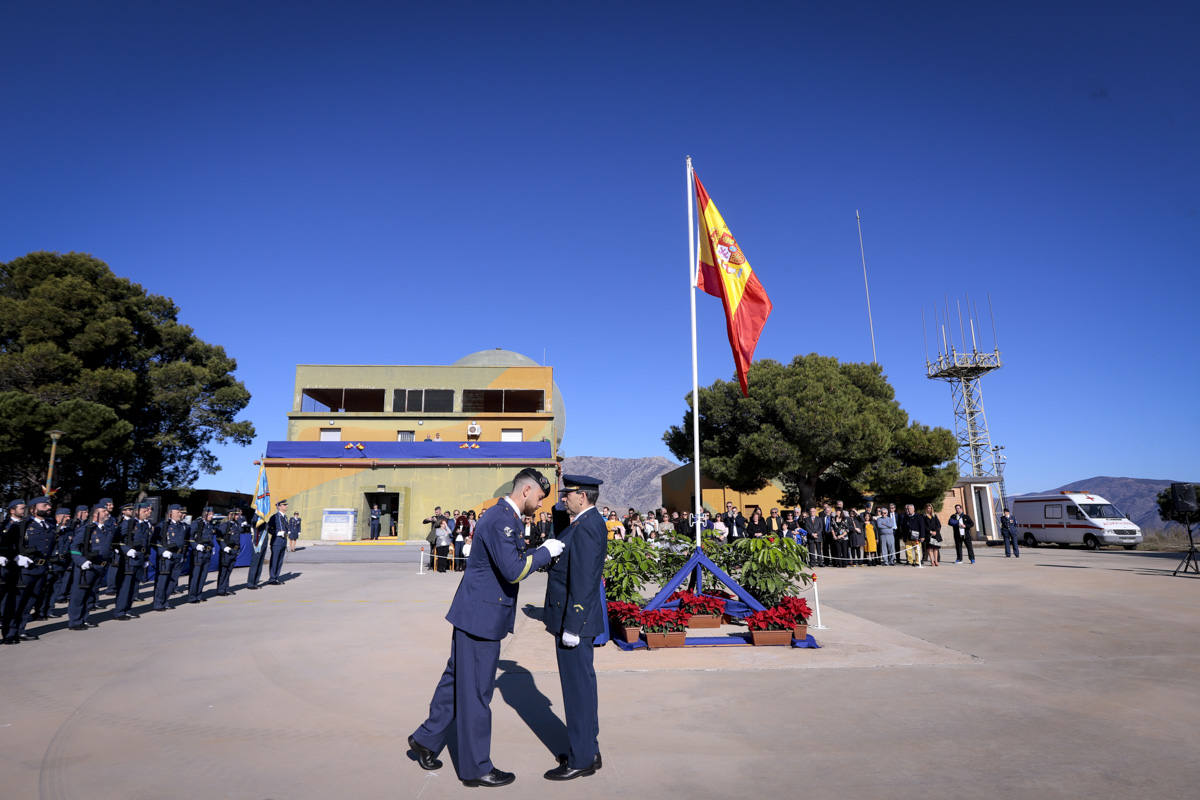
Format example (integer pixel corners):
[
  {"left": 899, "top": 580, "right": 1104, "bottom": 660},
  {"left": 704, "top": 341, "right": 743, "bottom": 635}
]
[{"left": 496, "top": 659, "right": 565, "bottom": 759}]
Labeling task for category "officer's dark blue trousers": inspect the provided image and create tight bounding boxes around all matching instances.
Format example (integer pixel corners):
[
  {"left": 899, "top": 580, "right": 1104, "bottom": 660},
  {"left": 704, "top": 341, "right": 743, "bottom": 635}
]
[
  {"left": 68, "top": 566, "right": 100, "bottom": 627},
  {"left": 413, "top": 627, "right": 501, "bottom": 781},
  {"left": 0, "top": 563, "right": 19, "bottom": 635},
  {"left": 556, "top": 637, "right": 599, "bottom": 768},
  {"left": 114, "top": 563, "right": 142, "bottom": 615},
  {"left": 217, "top": 553, "right": 235, "bottom": 593},
  {"left": 247, "top": 545, "right": 266, "bottom": 587},
  {"left": 53, "top": 565, "right": 72, "bottom": 603},
  {"left": 268, "top": 537, "right": 286, "bottom": 582},
  {"left": 39, "top": 566, "right": 67, "bottom": 616},
  {"left": 9, "top": 567, "right": 48, "bottom": 638},
  {"left": 153, "top": 556, "right": 179, "bottom": 609},
  {"left": 188, "top": 552, "right": 212, "bottom": 599}
]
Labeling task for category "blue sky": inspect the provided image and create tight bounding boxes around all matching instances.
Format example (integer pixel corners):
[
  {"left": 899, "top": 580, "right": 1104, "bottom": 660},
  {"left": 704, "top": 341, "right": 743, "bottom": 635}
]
[{"left": 2, "top": 1, "right": 1197, "bottom": 496}]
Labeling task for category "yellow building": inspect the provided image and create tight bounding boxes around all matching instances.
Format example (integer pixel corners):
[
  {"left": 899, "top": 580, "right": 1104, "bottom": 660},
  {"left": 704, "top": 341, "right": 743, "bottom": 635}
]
[
  {"left": 263, "top": 349, "right": 564, "bottom": 540},
  {"left": 660, "top": 466, "right": 788, "bottom": 515}
]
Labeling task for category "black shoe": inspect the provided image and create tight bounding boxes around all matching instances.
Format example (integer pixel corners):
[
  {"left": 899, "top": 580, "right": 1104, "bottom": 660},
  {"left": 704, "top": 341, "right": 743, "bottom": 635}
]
[
  {"left": 246, "top": 585, "right": 259, "bottom": 590},
  {"left": 268, "top": 579, "right": 281, "bottom": 585},
  {"left": 200, "top": 597, "right": 208, "bottom": 602},
  {"left": 68, "top": 625, "right": 90, "bottom": 631},
  {"left": 408, "top": 735, "right": 443, "bottom": 771},
  {"left": 154, "top": 607, "right": 169, "bottom": 612},
  {"left": 462, "top": 769, "right": 515, "bottom": 787},
  {"left": 20, "top": 633, "right": 40, "bottom": 641},
  {"left": 187, "top": 598, "right": 201, "bottom": 604},
  {"left": 555, "top": 752, "right": 602, "bottom": 770},
  {"left": 1, "top": 637, "right": 18, "bottom": 644},
  {"left": 544, "top": 753, "right": 601, "bottom": 781}
]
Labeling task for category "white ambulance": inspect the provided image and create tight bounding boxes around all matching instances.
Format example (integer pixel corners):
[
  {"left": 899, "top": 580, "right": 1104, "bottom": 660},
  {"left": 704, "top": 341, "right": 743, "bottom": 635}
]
[{"left": 1011, "top": 491, "right": 1142, "bottom": 550}]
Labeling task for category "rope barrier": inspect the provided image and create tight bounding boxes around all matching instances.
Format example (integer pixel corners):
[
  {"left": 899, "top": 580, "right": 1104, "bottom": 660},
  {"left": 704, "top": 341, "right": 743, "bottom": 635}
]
[{"left": 809, "top": 541, "right": 930, "bottom": 566}]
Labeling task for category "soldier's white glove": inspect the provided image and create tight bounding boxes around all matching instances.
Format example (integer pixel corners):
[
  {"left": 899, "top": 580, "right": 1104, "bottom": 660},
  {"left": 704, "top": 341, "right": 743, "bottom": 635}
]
[
  {"left": 80, "top": 560, "right": 92, "bottom": 570},
  {"left": 223, "top": 546, "right": 232, "bottom": 554},
  {"left": 196, "top": 544, "right": 205, "bottom": 552},
  {"left": 162, "top": 551, "right": 172, "bottom": 560},
  {"left": 541, "top": 539, "right": 565, "bottom": 558},
  {"left": 16, "top": 554, "right": 32, "bottom": 567},
  {"left": 126, "top": 549, "right": 137, "bottom": 558},
  {"left": 561, "top": 631, "right": 580, "bottom": 648},
  {"left": 0, "top": 556, "right": 7, "bottom": 567}
]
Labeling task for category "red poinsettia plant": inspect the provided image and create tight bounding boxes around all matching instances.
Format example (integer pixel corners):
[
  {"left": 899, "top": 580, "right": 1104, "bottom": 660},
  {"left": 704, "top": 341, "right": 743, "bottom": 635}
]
[
  {"left": 607, "top": 601, "right": 643, "bottom": 628},
  {"left": 669, "top": 590, "right": 727, "bottom": 616},
  {"left": 744, "top": 606, "right": 796, "bottom": 631},
  {"left": 639, "top": 608, "right": 691, "bottom": 633},
  {"left": 777, "top": 596, "right": 813, "bottom": 625}
]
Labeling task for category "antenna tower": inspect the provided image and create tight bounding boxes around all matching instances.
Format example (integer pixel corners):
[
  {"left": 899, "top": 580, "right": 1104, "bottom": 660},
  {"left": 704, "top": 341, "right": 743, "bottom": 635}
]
[{"left": 924, "top": 295, "right": 1002, "bottom": 479}]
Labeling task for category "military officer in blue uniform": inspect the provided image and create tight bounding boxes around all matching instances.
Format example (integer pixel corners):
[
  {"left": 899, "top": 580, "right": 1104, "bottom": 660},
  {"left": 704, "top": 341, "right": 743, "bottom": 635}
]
[
  {"left": 215, "top": 507, "right": 243, "bottom": 596},
  {"left": 36, "top": 507, "right": 74, "bottom": 619},
  {"left": 368, "top": 505, "right": 381, "bottom": 540},
  {"left": 186, "top": 507, "right": 217, "bottom": 603},
  {"left": 542, "top": 475, "right": 609, "bottom": 780},
  {"left": 68, "top": 503, "right": 114, "bottom": 630},
  {"left": 4, "top": 496, "right": 56, "bottom": 642},
  {"left": 408, "top": 468, "right": 565, "bottom": 788},
  {"left": 0, "top": 500, "right": 26, "bottom": 640},
  {"left": 246, "top": 509, "right": 268, "bottom": 589},
  {"left": 152, "top": 504, "right": 189, "bottom": 611},
  {"left": 94, "top": 497, "right": 116, "bottom": 598},
  {"left": 265, "top": 499, "right": 289, "bottom": 585},
  {"left": 114, "top": 502, "right": 153, "bottom": 619}
]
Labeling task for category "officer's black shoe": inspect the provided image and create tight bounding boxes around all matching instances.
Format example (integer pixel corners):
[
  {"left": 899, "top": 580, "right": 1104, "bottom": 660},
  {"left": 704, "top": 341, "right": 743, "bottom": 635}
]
[
  {"left": 545, "top": 753, "right": 601, "bottom": 781},
  {"left": 1, "top": 637, "right": 18, "bottom": 644},
  {"left": 268, "top": 579, "right": 281, "bottom": 585},
  {"left": 115, "top": 614, "right": 133, "bottom": 621},
  {"left": 556, "top": 752, "right": 602, "bottom": 769},
  {"left": 462, "top": 769, "right": 515, "bottom": 787},
  {"left": 407, "top": 736, "right": 443, "bottom": 771},
  {"left": 246, "top": 585, "right": 259, "bottom": 590},
  {"left": 187, "top": 598, "right": 201, "bottom": 604},
  {"left": 20, "top": 633, "right": 39, "bottom": 641},
  {"left": 85, "top": 622, "right": 99, "bottom": 628},
  {"left": 154, "top": 607, "right": 168, "bottom": 612},
  {"left": 68, "top": 625, "right": 89, "bottom": 631}
]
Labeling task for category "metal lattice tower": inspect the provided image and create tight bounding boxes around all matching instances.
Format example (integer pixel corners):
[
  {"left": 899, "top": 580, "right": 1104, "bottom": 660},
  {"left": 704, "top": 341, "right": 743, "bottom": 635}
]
[{"left": 925, "top": 298, "right": 1002, "bottom": 480}]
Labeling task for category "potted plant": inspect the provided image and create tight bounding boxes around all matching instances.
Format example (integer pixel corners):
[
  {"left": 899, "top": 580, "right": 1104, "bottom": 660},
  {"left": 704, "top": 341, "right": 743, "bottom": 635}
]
[
  {"left": 607, "top": 601, "right": 643, "bottom": 644},
  {"left": 640, "top": 608, "right": 691, "bottom": 648},
  {"left": 777, "top": 595, "right": 813, "bottom": 641},
  {"left": 735, "top": 535, "right": 813, "bottom": 608},
  {"left": 670, "top": 590, "right": 726, "bottom": 629},
  {"left": 744, "top": 606, "right": 796, "bottom": 646}
]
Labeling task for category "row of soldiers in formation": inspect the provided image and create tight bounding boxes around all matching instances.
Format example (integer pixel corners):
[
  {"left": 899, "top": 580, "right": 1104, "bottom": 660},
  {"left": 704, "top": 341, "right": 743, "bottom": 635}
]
[{"left": 0, "top": 495, "right": 295, "bottom": 644}]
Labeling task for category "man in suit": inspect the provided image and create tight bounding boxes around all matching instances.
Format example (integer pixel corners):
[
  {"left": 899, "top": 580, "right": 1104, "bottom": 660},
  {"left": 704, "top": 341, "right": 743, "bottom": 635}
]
[
  {"left": 948, "top": 504, "right": 976, "bottom": 564},
  {"left": 543, "top": 474, "right": 608, "bottom": 781},
  {"left": 266, "top": 500, "right": 289, "bottom": 585},
  {"left": 408, "top": 468, "right": 564, "bottom": 788},
  {"left": 368, "top": 505, "right": 381, "bottom": 541},
  {"left": 722, "top": 503, "right": 747, "bottom": 542}
]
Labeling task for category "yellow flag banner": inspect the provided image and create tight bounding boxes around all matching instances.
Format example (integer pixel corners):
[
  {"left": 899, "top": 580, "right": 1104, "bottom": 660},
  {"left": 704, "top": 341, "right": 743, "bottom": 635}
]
[{"left": 694, "top": 171, "right": 772, "bottom": 396}]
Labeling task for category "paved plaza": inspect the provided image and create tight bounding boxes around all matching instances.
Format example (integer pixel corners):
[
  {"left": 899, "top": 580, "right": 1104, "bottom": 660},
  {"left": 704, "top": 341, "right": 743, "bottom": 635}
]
[{"left": 2, "top": 544, "right": 1198, "bottom": 799}]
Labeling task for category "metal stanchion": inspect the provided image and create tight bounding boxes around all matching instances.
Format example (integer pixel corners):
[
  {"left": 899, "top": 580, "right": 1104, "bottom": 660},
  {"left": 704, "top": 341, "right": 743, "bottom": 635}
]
[
  {"left": 811, "top": 575, "right": 827, "bottom": 630},
  {"left": 417, "top": 546, "right": 426, "bottom": 575}
]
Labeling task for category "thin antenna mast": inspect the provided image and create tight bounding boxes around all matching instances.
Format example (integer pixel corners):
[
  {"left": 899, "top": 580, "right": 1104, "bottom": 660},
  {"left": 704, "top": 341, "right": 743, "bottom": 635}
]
[{"left": 856, "top": 210, "right": 878, "bottom": 365}]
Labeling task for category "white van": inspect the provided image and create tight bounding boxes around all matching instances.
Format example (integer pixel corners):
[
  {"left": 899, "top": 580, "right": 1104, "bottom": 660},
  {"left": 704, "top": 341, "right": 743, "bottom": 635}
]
[{"left": 1011, "top": 492, "right": 1142, "bottom": 550}]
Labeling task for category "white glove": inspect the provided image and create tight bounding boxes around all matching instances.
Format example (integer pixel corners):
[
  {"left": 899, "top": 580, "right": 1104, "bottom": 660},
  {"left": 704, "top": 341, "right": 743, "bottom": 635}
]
[
  {"left": 0, "top": 556, "right": 7, "bottom": 567},
  {"left": 16, "top": 554, "right": 32, "bottom": 567},
  {"left": 126, "top": 549, "right": 137, "bottom": 558},
  {"left": 162, "top": 551, "right": 172, "bottom": 560},
  {"left": 561, "top": 631, "right": 580, "bottom": 648},
  {"left": 196, "top": 544, "right": 205, "bottom": 552},
  {"left": 541, "top": 538, "right": 565, "bottom": 558},
  {"left": 81, "top": 560, "right": 92, "bottom": 570},
  {"left": 223, "top": 546, "right": 232, "bottom": 554}
]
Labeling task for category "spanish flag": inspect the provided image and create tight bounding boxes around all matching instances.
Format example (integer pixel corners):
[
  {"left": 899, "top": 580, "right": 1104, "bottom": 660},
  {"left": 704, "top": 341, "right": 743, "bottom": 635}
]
[{"left": 694, "top": 171, "right": 772, "bottom": 396}]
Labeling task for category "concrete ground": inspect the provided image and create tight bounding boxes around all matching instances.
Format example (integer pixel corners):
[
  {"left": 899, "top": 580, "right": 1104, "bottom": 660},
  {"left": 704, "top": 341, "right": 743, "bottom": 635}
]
[{"left": 2, "top": 544, "right": 1198, "bottom": 799}]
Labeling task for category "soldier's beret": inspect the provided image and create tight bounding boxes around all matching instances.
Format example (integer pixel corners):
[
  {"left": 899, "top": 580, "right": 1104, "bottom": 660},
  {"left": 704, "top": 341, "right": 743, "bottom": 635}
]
[
  {"left": 168, "top": 504, "right": 183, "bottom": 512},
  {"left": 74, "top": 505, "right": 88, "bottom": 513},
  {"left": 202, "top": 506, "right": 214, "bottom": 513},
  {"left": 136, "top": 501, "right": 152, "bottom": 510},
  {"left": 29, "top": 495, "right": 51, "bottom": 506},
  {"left": 56, "top": 507, "right": 71, "bottom": 516},
  {"left": 91, "top": 504, "right": 106, "bottom": 512},
  {"left": 7, "top": 499, "right": 26, "bottom": 510},
  {"left": 98, "top": 497, "right": 113, "bottom": 506},
  {"left": 560, "top": 474, "right": 604, "bottom": 492}
]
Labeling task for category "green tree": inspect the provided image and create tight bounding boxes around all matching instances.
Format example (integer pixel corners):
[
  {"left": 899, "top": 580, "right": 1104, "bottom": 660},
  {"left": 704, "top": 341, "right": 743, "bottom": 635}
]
[
  {"left": 0, "top": 251, "right": 254, "bottom": 501},
  {"left": 663, "top": 354, "right": 957, "bottom": 509}
]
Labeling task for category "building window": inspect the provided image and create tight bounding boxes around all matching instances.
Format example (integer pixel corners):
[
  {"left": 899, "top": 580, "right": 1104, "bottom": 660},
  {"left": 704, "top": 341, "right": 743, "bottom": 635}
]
[
  {"left": 302, "top": 388, "right": 384, "bottom": 413},
  {"left": 397, "top": 430, "right": 415, "bottom": 442},
  {"left": 463, "top": 389, "right": 544, "bottom": 413},
  {"left": 425, "top": 389, "right": 454, "bottom": 412},
  {"left": 500, "top": 428, "right": 523, "bottom": 442},
  {"left": 320, "top": 428, "right": 341, "bottom": 442},
  {"left": 394, "top": 389, "right": 455, "bottom": 413}
]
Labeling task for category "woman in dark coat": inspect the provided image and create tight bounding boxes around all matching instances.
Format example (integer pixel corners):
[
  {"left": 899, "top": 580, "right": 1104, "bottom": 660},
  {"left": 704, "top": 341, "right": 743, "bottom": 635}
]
[
  {"left": 745, "top": 509, "right": 768, "bottom": 538},
  {"left": 848, "top": 510, "right": 866, "bottom": 565},
  {"left": 830, "top": 510, "right": 851, "bottom": 567},
  {"left": 922, "top": 504, "right": 943, "bottom": 566}
]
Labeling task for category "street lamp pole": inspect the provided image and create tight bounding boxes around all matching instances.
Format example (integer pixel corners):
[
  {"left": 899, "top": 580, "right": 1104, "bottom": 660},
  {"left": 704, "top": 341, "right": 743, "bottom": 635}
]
[
  {"left": 991, "top": 444, "right": 1008, "bottom": 512},
  {"left": 45, "top": 430, "right": 66, "bottom": 494}
]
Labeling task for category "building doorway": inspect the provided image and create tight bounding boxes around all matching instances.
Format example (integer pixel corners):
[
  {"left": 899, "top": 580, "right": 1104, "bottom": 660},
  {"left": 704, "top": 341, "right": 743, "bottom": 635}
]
[{"left": 364, "top": 492, "right": 400, "bottom": 538}]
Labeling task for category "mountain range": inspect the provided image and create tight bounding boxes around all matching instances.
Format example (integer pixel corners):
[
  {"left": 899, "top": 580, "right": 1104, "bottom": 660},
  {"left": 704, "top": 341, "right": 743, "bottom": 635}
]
[{"left": 561, "top": 455, "right": 679, "bottom": 512}]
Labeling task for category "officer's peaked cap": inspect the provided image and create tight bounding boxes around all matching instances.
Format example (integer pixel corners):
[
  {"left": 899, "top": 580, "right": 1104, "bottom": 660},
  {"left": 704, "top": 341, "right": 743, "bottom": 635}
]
[
  {"left": 560, "top": 474, "right": 604, "bottom": 492},
  {"left": 120, "top": 502, "right": 134, "bottom": 511}
]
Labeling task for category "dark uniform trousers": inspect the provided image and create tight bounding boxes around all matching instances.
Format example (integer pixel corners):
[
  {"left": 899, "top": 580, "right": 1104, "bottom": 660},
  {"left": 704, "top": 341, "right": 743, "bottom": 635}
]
[
  {"left": 10, "top": 565, "right": 48, "bottom": 638},
  {"left": 154, "top": 554, "right": 182, "bottom": 609},
  {"left": 68, "top": 563, "right": 103, "bottom": 627},
  {"left": 188, "top": 550, "right": 212, "bottom": 600},
  {"left": 217, "top": 548, "right": 237, "bottom": 593},
  {"left": 556, "top": 637, "right": 600, "bottom": 767},
  {"left": 268, "top": 534, "right": 287, "bottom": 582},
  {"left": 114, "top": 558, "right": 143, "bottom": 616},
  {"left": 0, "top": 563, "right": 19, "bottom": 636},
  {"left": 247, "top": 543, "right": 267, "bottom": 587},
  {"left": 39, "top": 564, "right": 69, "bottom": 617}
]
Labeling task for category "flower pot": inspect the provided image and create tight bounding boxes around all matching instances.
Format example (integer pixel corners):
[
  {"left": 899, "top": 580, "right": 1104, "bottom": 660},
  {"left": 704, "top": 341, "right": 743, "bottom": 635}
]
[
  {"left": 687, "top": 613, "right": 721, "bottom": 629},
  {"left": 621, "top": 626, "right": 641, "bottom": 644},
  {"left": 749, "top": 628, "right": 793, "bottom": 646},
  {"left": 793, "top": 623, "right": 808, "bottom": 641},
  {"left": 644, "top": 630, "right": 688, "bottom": 649}
]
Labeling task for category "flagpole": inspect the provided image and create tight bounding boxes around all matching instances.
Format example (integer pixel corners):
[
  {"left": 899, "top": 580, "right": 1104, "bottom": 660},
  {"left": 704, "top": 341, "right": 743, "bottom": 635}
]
[
  {"left": 686, "top": 156, "right": 702, "bottom": 549},
  {"left": 856, "top": 210, "right": 878, "bottom": 365}
]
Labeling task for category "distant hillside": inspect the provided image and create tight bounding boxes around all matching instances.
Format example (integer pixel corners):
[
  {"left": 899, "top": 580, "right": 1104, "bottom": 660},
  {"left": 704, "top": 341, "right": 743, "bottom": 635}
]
[
  {"left": 561, "top": 456, "right": 679, "bottom": 512},
  {"left": 1020, "top": 476, "right": 1194, "bottom": 532}
]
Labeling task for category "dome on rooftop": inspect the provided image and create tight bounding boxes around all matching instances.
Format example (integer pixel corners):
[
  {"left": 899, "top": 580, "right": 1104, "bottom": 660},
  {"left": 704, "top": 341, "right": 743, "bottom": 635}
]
[{"left": 453, "top": 348, "right": 566, "bottom": 450}]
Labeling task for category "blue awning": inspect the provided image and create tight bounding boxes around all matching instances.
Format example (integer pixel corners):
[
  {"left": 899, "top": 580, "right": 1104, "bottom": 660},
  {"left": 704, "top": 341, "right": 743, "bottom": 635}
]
[{"left": 264, "top": 440, "right": 553, "bottom": 460}]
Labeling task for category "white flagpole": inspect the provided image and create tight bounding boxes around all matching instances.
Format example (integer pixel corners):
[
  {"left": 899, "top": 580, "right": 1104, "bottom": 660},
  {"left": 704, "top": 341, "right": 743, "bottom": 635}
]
[{"left": 686, "top": 156, "right": 702, "bottom": 549}]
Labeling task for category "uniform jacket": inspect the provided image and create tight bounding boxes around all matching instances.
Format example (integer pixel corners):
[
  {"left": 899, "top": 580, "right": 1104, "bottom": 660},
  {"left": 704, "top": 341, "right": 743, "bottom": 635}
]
[
  {"left": 153, "top": 520, "right": 189, "bottom": 553},
  {"left": 72, "top": 521, "right": 115, "bottom": 566},
  {"left": 190, "top": 518, "right": 217, "bottom": 549},
  {"left": 289, "top": 517, "right": 302, "bottom": 536},
  {"left": 267, "top": 511, "right": 289, "bottom": 540},
  {"left": 543, "top": 505, "right": 607, "bottom": 639},
  {"left": 17, "top": 516, "right": 55, "bottom": 567},
  {"left": 444, "top": 498, "right": 553, "bottom": 641},
  {"left": 217, "top": 520, "right": 242, "bottom": 555}
]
